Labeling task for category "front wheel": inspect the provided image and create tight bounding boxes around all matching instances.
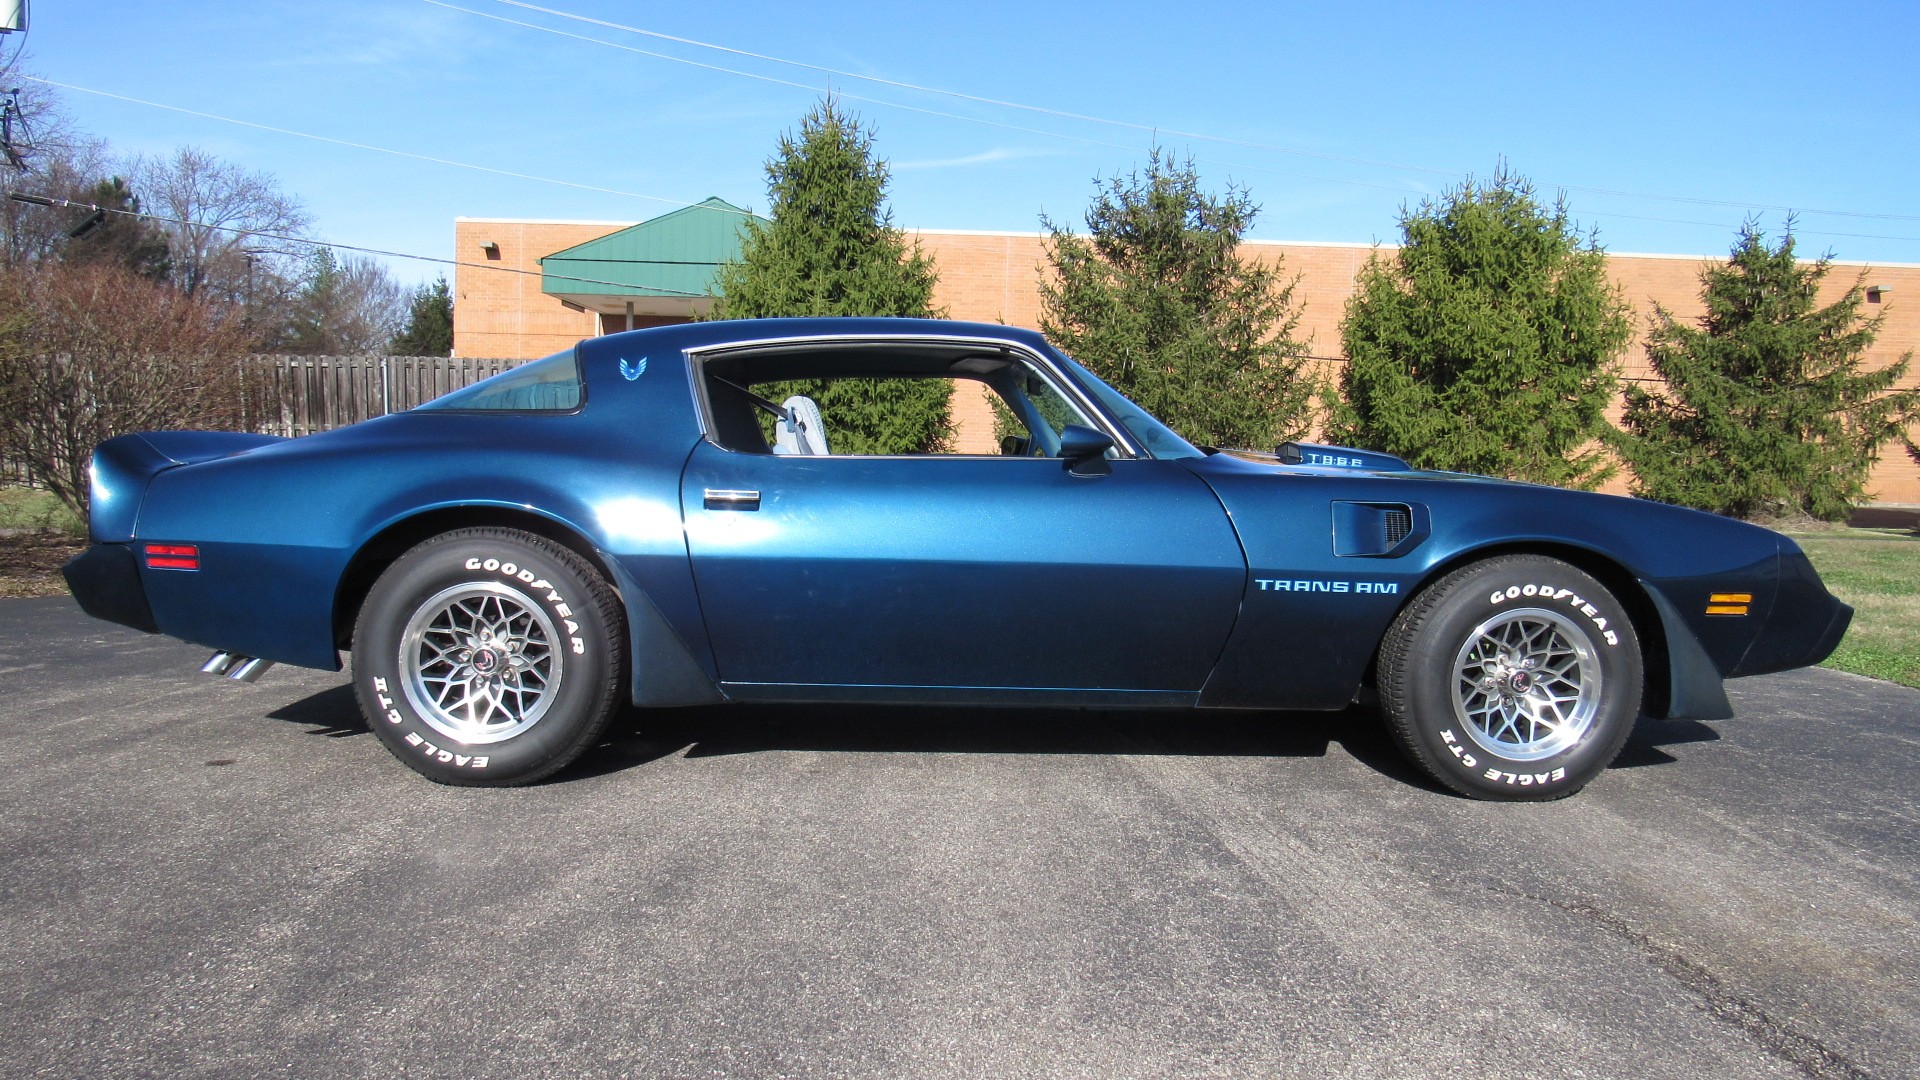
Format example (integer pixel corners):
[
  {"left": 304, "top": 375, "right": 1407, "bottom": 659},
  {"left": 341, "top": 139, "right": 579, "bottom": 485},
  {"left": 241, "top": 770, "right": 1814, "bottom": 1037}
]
[
  {"left": 352, "top": 528, "right": 624, "bottom": 786},
  {"left": 1378, "top": 555, "right": 1642, "bottom": 801}
]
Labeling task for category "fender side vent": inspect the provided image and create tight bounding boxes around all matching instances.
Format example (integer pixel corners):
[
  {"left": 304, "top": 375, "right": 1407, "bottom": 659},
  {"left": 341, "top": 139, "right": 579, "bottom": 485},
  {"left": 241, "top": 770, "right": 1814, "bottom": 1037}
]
[
  {"left": 1333, "top": 502, "right": 1423, "bottom": 557},
  {"left": 1383, "top": 507, "right": 1412, "bottom": 547}
]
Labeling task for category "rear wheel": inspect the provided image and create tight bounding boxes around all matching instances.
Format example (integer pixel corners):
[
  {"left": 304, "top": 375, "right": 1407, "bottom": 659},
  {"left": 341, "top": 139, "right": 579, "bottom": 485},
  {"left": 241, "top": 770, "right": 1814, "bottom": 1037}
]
[
  {"left": 1378, "top": 555, "right": 1642, "bottom": 800},
  {"left": 352, "top": 528, "right": 624, "bottom": 785}
]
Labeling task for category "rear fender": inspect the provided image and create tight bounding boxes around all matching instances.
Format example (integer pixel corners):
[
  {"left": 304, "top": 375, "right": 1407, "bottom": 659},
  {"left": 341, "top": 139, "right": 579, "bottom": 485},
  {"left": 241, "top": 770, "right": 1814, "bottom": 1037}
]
[{"left": 334, "top": 504, "right": 724, "bottom": 708}]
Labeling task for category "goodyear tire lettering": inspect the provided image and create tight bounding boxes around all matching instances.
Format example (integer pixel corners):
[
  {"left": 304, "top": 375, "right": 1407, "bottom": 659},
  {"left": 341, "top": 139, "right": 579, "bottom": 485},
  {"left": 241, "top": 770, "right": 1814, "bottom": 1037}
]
[
  {"left": 453, "top": 550, "right": 590, "bottom": 691},
  {"left": 1489, "top": 583, "right": 1620, "bottom": 646}
]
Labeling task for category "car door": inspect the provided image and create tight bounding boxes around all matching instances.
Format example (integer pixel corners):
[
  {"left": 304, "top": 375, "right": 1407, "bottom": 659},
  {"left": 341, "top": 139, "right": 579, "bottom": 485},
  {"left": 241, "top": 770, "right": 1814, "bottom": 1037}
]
[{"left": 676, "top": 352, "right": 1247, "bottom": 697}]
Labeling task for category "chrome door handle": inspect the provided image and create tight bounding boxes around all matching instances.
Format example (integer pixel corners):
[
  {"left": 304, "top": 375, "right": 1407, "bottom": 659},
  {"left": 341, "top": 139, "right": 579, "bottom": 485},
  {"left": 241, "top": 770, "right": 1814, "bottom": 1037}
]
[{"left": 703, "top": 488, "right": 761, "bottom": 510}]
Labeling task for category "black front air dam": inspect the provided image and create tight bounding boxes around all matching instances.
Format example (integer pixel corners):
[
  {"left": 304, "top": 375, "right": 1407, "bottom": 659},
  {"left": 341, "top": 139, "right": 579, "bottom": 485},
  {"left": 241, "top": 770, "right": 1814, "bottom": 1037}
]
[{"left": 61, "top": 543, "right": 159, "bottom": 634}]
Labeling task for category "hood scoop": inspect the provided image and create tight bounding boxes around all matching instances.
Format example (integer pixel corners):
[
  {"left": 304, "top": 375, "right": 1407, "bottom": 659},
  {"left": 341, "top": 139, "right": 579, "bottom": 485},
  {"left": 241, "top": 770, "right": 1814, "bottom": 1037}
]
[{"left": 1277, "top": 442, "right": 1411, "bottom": 472}]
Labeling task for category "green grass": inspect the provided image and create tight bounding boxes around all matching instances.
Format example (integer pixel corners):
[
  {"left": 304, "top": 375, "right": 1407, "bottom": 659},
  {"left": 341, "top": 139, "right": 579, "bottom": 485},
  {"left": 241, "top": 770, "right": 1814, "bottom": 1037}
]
[
  {"left": 1788, "top": 527, "right": 1920, "bottom": 689},
  {"left": 0, "top": 487, "right": 84, "bottom": 536}
]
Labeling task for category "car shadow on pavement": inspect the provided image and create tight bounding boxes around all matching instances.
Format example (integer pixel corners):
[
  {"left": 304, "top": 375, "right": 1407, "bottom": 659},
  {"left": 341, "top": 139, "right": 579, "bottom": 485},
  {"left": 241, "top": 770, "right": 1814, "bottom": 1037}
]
[
  {"left": 1612, "top": 715, "right": 1721, "bottom": 768},
  {"left": 267, "top": 684, "right": 371, "bottom": 738},
  {"left": 561, "top": 701, "right": 1444, "bottom": 791},
  {"left": 256, "top": 683, "right": 1713, "bottom": 792}
]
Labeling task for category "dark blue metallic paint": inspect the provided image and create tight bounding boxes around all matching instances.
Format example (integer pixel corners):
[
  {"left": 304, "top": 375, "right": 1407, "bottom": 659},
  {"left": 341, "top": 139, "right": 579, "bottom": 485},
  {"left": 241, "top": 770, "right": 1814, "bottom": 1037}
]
[
  {"left": 680, "top": 444, "right": 1245, "bottom": 691},
  {"left": 63, "top": 317, "right": 1851, "bottom": 722}
]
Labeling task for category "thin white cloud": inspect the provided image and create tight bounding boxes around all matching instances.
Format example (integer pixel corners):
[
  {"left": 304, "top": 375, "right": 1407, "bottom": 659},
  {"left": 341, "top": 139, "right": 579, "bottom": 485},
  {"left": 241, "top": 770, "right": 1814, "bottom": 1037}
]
[
  {"left": 892, "top": 147, "right": 1055, "bottom": 171},
  {"left": 262, "top": 6, "right": 469, "bottom": 69}
]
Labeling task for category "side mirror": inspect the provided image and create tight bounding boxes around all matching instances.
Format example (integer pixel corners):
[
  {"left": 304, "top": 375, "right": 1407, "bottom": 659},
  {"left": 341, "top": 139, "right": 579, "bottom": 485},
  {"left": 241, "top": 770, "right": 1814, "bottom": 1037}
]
[{"left": 1057, "top": 424, "right": 1113, "bottom": 477}]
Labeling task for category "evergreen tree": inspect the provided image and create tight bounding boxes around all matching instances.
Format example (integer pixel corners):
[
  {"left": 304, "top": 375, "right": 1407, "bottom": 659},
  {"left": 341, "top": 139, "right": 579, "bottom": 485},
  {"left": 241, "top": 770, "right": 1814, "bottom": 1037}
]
[
  {"left": 391, "top": 276, "right": 454, "bottom": 356},
  {"left": 1326, "top": 168, "right": 1631, "bottom": 488},
  {"left": 60, "top": 176, "right": 171, "bottom": 282},
  {"left": 709, "top": 98, "right": 949, "bottom": 454},
  {"left": 1614, "top": 226, "right": 1918, "bottom": 521},
  {"left": 1040, "top": 149, "right": 1314, "bottom": 448}
]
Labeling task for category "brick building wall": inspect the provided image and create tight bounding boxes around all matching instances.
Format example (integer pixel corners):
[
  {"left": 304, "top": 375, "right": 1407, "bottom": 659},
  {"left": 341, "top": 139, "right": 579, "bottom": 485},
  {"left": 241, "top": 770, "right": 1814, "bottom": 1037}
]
[
  {"left": 453, "top": 219, "right": 1920, "bottom": 502},
  {"left": 454, "top": 219, "right": 624, "bottom": 359}
]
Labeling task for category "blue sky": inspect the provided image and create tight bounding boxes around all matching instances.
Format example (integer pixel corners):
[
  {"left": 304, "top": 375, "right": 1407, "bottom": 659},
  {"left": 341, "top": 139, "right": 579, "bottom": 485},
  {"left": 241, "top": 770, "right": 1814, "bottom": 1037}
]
[{"left": 11, "top": 0, "right": 1918, "bottom": 286}]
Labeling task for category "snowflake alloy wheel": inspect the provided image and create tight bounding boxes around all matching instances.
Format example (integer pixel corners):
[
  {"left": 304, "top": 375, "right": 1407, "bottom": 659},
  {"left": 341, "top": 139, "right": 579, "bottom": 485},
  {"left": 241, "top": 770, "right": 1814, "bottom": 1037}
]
[
  {"left": 1450, "top": 607, "right": 1602, "bottom": 762},
  {"left": 399, "top": 581, "right": 562, "bottom": 745}
]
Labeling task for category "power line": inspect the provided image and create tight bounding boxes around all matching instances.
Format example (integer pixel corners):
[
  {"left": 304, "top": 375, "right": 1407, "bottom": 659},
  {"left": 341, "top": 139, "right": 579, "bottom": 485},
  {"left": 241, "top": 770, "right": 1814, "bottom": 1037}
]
[
  {"left": 484, "top": 0, "right": 1459, "bottom": 180},
  {"left": 419, "top": 7, "right": 1920, "bottom": 248},
  {"left": 6, "top": 191, "right": 712, "bottom": 296},
  {"left": 18, "top": 74, "right": 759, "bottom": 219},
  {"left": 479, "top": 0, "right": 1920, "bottom": 225},
  {"left": 1559, "top": 204, "right": 1920, "bottom": 245},
  {"left": 427, "top": 1, "right": 1437, "bottom": 197},
  {"left": 22, "top": 72, "right": 1917, "bottom": 249}
]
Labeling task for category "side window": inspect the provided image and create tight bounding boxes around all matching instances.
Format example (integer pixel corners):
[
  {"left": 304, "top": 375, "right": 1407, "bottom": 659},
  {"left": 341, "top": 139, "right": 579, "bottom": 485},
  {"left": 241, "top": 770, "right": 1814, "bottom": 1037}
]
[
  {"left": 696, "top": 349, "right": 1106, "bottom": 458},
  {"left": 754, "top": 376, "right": 957, "bottom": 456},
  {"left": 986, "top": 368, "right": 1098, "bottom": 457},
  {"left": 417, "top": 349, "right": 582, "bottom": 412}
]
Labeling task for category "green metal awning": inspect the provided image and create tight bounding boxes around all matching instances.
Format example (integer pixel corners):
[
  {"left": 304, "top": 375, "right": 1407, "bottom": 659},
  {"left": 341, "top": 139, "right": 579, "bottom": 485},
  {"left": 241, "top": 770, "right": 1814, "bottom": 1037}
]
[{"left": 540, "top": 196, "right": 762, "bottom": 317}]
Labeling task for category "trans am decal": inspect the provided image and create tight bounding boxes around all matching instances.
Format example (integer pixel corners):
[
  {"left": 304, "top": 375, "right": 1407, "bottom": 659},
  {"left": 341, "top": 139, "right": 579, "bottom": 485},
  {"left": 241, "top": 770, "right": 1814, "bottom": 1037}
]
[{"left": 1254, "top": 578, "right": 1400, "bottom": 594}]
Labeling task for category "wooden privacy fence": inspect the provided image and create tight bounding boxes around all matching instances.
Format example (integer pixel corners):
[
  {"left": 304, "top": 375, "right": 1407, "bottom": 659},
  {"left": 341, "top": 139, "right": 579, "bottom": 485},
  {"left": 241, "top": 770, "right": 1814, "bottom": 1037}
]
[
  {"left": 0, "top": 354, "right": 527, "bottom": 488},
  {"left": 250, "top": 354, "right": 522, "bottom": 437}
]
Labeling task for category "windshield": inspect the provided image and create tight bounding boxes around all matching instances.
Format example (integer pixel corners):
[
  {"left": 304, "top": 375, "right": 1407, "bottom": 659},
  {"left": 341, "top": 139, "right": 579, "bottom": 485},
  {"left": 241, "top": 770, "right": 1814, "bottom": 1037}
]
[
  {"left": 418, "top": 349, "right": 582, "bottom": 412},
  {"left": 1052, "top": 352, "right": 1203, "bottom": 460}
]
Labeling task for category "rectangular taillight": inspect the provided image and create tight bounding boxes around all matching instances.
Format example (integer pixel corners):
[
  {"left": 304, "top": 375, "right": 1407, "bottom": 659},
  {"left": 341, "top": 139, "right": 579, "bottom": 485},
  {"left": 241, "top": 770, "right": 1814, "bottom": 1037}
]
[{"left": 144, "top": 543, "right": 200, "bottom": 571}]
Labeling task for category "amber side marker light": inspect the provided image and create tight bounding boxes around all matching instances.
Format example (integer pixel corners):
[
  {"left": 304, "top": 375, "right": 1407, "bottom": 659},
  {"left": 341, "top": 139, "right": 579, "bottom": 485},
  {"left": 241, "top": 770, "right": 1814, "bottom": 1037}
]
[
  {"left": 1706, "top": 593, "right": 1751, "bottom": 616},
  {"left": 144, "top": 543, "right": 200, "bottom": 571}
]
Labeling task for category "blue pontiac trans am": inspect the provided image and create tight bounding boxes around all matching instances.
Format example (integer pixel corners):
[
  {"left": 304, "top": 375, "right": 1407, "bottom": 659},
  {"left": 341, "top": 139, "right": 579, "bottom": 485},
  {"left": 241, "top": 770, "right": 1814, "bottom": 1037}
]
[{"left": 63, "top": 318, "right": 1852, "bottom": 799}]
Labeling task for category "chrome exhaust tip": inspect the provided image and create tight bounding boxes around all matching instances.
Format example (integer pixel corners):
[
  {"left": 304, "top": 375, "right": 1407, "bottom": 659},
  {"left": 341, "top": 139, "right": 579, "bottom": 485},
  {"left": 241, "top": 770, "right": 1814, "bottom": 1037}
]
[
  {"left": 226, "top": 657, "right": 275, "bottom": 683},
  {"left": 200, "top": 652, "right": 274, "bottom": 683}
]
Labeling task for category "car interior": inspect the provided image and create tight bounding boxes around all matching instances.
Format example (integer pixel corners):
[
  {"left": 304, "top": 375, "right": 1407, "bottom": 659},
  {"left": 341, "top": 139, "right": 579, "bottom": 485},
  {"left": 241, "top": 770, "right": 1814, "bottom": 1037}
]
[{"left": 695, "top": 343, "right": 1107, "bottom": 458}]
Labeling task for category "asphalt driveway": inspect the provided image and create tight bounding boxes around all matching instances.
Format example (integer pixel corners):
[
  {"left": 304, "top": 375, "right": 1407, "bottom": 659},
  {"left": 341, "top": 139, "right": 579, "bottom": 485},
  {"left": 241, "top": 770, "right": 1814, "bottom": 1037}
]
[{"left": 1, "top": 595, "right": 1915, "bottom": 1079}]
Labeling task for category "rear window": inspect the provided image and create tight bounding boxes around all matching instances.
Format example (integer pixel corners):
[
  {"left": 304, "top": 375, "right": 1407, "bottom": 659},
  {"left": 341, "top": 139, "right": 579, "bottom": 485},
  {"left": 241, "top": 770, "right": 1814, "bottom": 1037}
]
[{"left": 418, "top": 349, "right": 582, "bottom": 412}]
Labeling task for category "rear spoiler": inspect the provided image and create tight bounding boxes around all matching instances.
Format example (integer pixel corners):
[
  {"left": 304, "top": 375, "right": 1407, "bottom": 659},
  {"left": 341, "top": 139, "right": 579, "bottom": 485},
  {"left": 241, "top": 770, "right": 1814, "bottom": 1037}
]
[{"left": 88, "top": 431, "right": 286, "bottom": 542}]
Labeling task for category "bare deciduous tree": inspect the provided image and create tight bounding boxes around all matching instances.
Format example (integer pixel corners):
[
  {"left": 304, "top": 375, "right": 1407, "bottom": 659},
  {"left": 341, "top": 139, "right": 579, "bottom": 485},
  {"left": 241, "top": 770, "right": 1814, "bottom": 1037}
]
[
  {"left": 265, "top": 247, "right": 409, "bottom": 355},
  {"left": 0, "top": 262, "right": 258, "bottom": 515},
  {"left": 134, "top": 146, "right": 310, "bottom": 303}
]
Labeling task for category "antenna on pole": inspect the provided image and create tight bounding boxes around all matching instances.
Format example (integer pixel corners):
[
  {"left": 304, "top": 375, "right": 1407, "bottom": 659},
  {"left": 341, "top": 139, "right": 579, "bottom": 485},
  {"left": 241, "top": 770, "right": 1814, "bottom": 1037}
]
[
  {"left": 1, "top": 89, "right": 31, "bottom": 170},
  {"left": 1, "top": 1, "right": 28, "bottom": 170}
]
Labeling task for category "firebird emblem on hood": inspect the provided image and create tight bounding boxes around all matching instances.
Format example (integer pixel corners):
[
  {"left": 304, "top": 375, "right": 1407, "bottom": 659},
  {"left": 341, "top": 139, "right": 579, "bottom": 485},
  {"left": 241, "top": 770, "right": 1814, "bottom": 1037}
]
[{"left": 619, "top": 357, "right": 648, "bottom": 381}]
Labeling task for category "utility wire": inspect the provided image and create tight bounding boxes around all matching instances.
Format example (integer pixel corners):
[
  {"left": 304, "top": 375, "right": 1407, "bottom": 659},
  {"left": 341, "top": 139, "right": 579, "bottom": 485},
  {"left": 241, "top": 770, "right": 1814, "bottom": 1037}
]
[
  {"left": 21, "top": 70, "right": 1917, "bottom": 249},
  {"left": 486, "top": 0, "right": 1458, "bottom": 180},
  {"left": 413, "top": 10, "right": 1920, "bottom": 248},
  {"left": 6, "top": 191, "right": 713, "bottom": 296},
  {"left": 424, "top": 1, "right": 1428, "bottom": 198},
  {"left": 18, "top": 74, "right": 760, "bottom": 219},
  {"left": 481, "top": 0, "right": 1920, "bottom": 225}
]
